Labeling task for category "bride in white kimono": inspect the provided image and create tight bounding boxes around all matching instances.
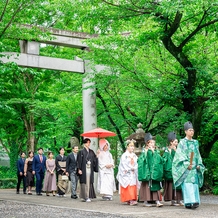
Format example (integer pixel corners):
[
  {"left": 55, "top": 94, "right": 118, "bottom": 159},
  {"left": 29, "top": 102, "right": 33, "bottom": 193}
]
[{"left": 97, "top": 139, "right": 116, "bottom": 200}]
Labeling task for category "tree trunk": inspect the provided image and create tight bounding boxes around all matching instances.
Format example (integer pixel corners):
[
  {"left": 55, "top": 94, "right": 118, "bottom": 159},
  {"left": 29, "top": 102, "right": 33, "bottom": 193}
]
[
  {"left": 22, "top": 106, "right": 36, "bottom": 152},
  {"left": 161, "top": 30, "right": 210, "bottom": 156},
  {"left": 29, "top": 112, "right": 35, "bottom": 152}
]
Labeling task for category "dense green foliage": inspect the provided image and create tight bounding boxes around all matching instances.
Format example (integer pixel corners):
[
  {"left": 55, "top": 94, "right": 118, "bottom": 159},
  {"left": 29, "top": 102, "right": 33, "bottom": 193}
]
[
  {"left": 0, "top": 0, "right": 217, "bottom": 192},
  {"left": 70, "top": 0, "right": 218, "bottom": 156}
]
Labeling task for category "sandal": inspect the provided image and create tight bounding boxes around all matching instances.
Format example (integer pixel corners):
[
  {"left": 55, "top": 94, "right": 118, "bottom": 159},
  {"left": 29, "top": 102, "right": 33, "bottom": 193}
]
[
  {"left": 130, "top": 200, "right": 138, "bottom": 206},
  {"left": 156, "top": 203, "right": 163, "bottom": 207},
  {"left": 171, "top": 203, "right": 180, "bottom": 206}
]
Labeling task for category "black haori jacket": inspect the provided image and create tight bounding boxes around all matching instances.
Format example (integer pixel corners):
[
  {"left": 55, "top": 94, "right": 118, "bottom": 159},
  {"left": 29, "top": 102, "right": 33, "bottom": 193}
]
[{"left": 77, "top": 148, "right": 98, "bottom": 184}]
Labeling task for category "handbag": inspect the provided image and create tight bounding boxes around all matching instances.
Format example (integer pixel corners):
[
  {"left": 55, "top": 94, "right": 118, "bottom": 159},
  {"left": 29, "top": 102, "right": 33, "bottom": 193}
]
[
  {"left": 61, "top": 175, "right": 69, "bottom": 181},
  {"left": 58, "top": 161, "right": 66, "bottom": 168}
]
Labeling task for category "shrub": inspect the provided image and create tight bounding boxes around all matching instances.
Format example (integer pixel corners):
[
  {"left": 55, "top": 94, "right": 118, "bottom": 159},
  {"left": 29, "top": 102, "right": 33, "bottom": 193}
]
[
  {"left": 0, "top": 166, "right": 16, "bottom": 179},
  {"left": 0, "top": 178, "right": 17, "bottom": 188}
]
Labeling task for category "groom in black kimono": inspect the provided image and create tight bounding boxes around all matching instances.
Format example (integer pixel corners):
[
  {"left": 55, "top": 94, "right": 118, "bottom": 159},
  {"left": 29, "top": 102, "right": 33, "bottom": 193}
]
[{"left": 77, "top": 138, "right": 98, "bottom": 202}]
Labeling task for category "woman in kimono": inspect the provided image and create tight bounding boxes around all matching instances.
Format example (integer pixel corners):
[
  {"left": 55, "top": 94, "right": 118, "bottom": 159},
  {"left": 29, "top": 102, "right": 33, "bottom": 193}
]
[
  {"left": 97, "top": 139, "right": 116, "bottom": 200},
  {"left": 77, "top": 138, "right": 98, "bottom": 202},
  {"left": 172, "top": 121, "right": 205, "bottom": 209},
  {"left": 116, "top": 139, "right": 138, "bottom": 206},
  {"left": 162, "top": 132, "right": 183, "bottom": 206},
  {"left": 24, "top": 151, "right": 35, "bottom": 195},
  {"left": 139, "top": 133, "right": 163, "bottom": 207},
  {"left": 55, "top": 147, "right": 68, "bottom": 197},
  {"left": 43, "top": 151, "right": 57, "bottom": 196}
]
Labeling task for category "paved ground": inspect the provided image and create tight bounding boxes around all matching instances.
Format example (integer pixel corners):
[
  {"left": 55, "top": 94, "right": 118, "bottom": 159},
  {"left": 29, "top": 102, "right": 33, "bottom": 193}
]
[{"left": 1, "top": 189, "right": 218, "bottom": 218}]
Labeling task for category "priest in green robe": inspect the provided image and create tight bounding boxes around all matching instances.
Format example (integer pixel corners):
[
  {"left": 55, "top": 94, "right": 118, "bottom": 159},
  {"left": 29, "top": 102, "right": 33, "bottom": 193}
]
[
  {"left": 162, "top": 132, "right": 183, "bottom": 206},
  {"left": 138, "top": 133, "right": 163, "bottom": 207},
  {"left": 172, "top": 121, "right": 205, "bottom": 209}
]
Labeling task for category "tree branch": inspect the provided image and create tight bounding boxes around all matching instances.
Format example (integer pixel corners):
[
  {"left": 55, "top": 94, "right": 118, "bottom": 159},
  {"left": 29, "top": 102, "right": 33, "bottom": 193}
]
[
  {"left": 96, "top": 88, "right": 125, "bottom": 151},
  {"left": 0, "top": 3, "right": 24, "bottom": 38},
  {"left": 101, "top": 0, "right": 152, "bottom": 15},
  {"left": 0, "top": 0, "right": 9, "bottom": 22},
  {"left": 200, "top": 132, "right": 218, "bottom": 158},
  {"left": 107, "top": 52, "right": 154, "bottom": 93},
  {"left": 0, "top": 1, "right": 36, "bottom": 38},
  {"left": 101, "top": 0, "right": 121, "bottom": 8},
  {"left": 0, "top": 138, "right": 9, "bottom": 154},
  {"left": 144, "top": 105, "right": 165, "bottom": 131},
  {"left": 125, "top": 106, "right": 137, "bottom": 117},
  {"left": 167, "top": 11, "right": 183, "bottom": 38},
  {"left": 147, "top": 112, "right": 181, "bottom": 136},
  {"left": 179, "top": 18, "right": 218, "bottom": 50},
  {"left": 129, "top": 0, "right": 143, "bottom": 10},
  {"left": 104, "top": 85, "right": 136, "bottom": 132}
]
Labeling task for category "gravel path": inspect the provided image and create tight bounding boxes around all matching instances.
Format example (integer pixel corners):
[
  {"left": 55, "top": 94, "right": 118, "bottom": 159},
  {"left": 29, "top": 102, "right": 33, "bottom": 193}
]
[
  {"left": 0, "top": 200, "right": 130, "bottom": 218},
  {"left": 200, "top": 194, "right": 218, "bottom": 204},
  {"left": 1, "top": 189, "right": 218, "bottom": 218}
]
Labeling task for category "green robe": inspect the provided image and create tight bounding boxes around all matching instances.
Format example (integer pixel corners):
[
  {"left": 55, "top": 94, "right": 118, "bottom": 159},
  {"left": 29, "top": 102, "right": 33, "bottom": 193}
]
[
  {"left": 163, "top": 148, "right": 182, "bottom": 190},
  {"left": 138, "top": 149, "right": 163, "bottom": 191},
  {"left": 137, "top": 150, "right": 150, "bottom": 182},
  {"left": 162, "top": 148, "right": 175, "bottom": 181},
  {"left": 172, "top": 138, "right": 205, "bottom": 188},
  {"left": 148, "top": 149, "right": 163, "bottom": 191}
]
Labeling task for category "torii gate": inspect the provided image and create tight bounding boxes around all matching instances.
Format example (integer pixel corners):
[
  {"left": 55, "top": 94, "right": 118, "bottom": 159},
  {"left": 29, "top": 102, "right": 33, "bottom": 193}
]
[{"left": 1, "top": 27, "right": 106, "bottom": 152}]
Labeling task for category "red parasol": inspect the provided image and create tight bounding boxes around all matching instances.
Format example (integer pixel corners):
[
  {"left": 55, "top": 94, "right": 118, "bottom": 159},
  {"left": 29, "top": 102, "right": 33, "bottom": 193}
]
[{"left": 80, "top": 127, "right": 116, "bottom": 138}]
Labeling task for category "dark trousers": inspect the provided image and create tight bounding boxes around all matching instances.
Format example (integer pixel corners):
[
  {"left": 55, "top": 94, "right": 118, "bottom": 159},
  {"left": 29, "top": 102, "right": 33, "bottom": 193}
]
[
  {"left": 16, "top": 174, "right": 26, "bottom": 193},
  {"left": 70, "top": 171, "right": 78, "bottom": 196},
  {"left": 35, "top": 170, "right": 44, "bottom": 194}
]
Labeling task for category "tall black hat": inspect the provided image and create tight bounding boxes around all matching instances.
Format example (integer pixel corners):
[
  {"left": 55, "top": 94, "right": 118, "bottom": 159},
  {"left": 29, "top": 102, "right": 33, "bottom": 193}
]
[
  {"left": 167, "top": 132, "right": 176, "bottom": 142},
  {"left": 184, "top": 121, "right": 193, "bottom": 131},
  {"left": 144, "top": 132, "right": 152, "bottom": 143}
]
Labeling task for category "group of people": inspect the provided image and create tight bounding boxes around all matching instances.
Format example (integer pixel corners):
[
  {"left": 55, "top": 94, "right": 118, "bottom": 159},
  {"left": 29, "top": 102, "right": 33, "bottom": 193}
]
[
  {"left": 16, "top": 121, "right": 205, "bottom": 209},
  {"left": 16, "top": 147, "right": 65, "bottom": 197},
  {"left": 116, "top": 121, "right": 205, "bottom": 209},
  {"left": 16, "top": 138, "right": 113, "bottom": 202}
]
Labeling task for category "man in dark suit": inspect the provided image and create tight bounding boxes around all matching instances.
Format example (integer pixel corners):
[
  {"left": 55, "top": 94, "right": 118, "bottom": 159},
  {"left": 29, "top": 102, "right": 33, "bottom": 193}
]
[
  {"left": 66, "top": 145, "right": 79, "bottom": 199},
  {"left": 32, "top": 147, "right": 46, "bottom": 195},
  {"left": 16, "top": 152, "right": 27, "bottom": 194}
]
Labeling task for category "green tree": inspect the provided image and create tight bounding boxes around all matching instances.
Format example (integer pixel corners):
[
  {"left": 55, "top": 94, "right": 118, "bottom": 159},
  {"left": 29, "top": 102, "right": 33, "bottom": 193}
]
[
  {"left": 0, "top": 0, "right": 85, "bottom": 155},
  {"left": 69, "top": 0, "right": 218, "bottom": 156},
  {"left": 0, "top": 62, "right": 83, "bottom": 154}
]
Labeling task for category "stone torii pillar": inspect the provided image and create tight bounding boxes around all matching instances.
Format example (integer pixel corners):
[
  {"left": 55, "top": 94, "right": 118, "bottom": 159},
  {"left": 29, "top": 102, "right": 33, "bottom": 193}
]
[
  {"left": 82, "top": 60, "right": 109, "bottom": 191},
  {"left": 82, "top": 60, "right": 98, "bottom": 151}
]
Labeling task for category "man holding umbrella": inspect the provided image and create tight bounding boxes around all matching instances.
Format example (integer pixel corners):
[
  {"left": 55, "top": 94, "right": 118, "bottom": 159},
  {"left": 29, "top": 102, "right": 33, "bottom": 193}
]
[{"left": 77, "top": 138, "right": 99, "bottom": 202}]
